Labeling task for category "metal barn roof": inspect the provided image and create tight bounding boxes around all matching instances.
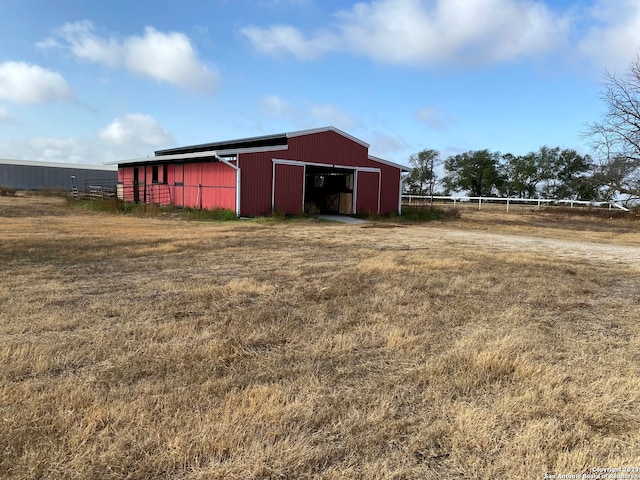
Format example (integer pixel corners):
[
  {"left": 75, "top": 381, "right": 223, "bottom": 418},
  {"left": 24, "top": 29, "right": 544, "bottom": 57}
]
[
  {"left": 154, "top": 126, "right": 370, "bottom": 157},
  {"left": 0, "top": 158, "right": 117, "bottom": 171},
  {"left": 110, "top": 126, "right": 410, "bottom": 171}
]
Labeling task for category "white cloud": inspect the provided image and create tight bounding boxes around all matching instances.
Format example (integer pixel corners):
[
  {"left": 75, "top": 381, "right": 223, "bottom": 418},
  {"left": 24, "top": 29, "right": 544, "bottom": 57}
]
[
  {"left": 368, "top": 130, "right": 408, "bottom": 158},
  {"left": 0, "top": 114, "right": 174, "bottom": 164},
  {"left": 40, "top": 20, "right": 121, "bottom": 67},
  {"left": 310, "top": 103, "right": 355, "bottom": 129},
  {"left": 39, "top": 21, "right": 218, "bottom": 92},
  {"left": 0, "top": 137, "right": 91, "bottom": 163},
  {"left": 241, "top": 0, "right": 570, "bottom": 66},
  {"left": 99, "top": 113, "right": 174, "bottom": 151},
  {"left": 341, "top": 0, "right": 569, "bottom": 65},
  {"left": 415, "top": 107, "right": 454, "bottom": 129},
  {"left": 31, "top": 138, "right": 89, "bottom": 163},
  {"left": 261, "top": 94, "right": 293, "bottom": 116},
  {"left": 578, "top": 0, "right": 640, "bottom": 72},
  {"left": 0, "top": 106, "right": 11, "bottom": 123},
  {"left": 122, "top": 27, "right": 217, "bottom": 92},
  {"left": 0, "top": 62, "right": 76, "bottom": 104},
  {"left": 260, "top": 94, "right": 356, "bottom": 130},
  {"left": 240, "top": 24, "right": 336, "bottom": 60}
]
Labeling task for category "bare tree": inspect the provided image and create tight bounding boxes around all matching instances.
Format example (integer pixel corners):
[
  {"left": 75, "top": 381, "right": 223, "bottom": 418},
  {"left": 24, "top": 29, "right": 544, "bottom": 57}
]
[{"left": 585, "top": 55, "right": 640, "bottom": 201}]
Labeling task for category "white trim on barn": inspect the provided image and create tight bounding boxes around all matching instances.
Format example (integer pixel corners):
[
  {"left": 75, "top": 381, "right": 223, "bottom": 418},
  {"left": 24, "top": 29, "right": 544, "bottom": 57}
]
[{"left": 219, "top": 158, "right": 241, "bottom": 217}]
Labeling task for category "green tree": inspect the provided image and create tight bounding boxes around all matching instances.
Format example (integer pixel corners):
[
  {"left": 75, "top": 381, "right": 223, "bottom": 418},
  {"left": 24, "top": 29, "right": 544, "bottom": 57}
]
[
  {"left": 500, "top": 152, "right": 539, "bottom": 198},
  {"left": 405, "top": 149, "right": 441, "bottom": 196},
  {"left": 443, "top": 149, "right": 504, "bottom": 196},
  {"left": 501, "top": 147, "right": 597, "bottom": 200},
  {"left": 535, "top": 146, "right": 561, "bottom": 198},
  {"left": 554, "top": 149, "right": 597, "bottom": 200}
]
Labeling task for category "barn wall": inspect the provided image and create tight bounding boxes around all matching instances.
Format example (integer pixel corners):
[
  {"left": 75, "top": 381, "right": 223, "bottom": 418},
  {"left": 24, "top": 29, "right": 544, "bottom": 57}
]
[
  {"left": 118, "top": 161, "right": 236, "bottom": 211},
  {"left": 288, "top": 131, "right": 369, "bottom": 167},
  {"left": 166, "top": 164, "right": 184, "bottom": 207},
  {"left": 119, "top": 167, "right": 135, "bottom": 202},
  {"left": 182, "top": 162, "right": 236, "bottom": 210}
]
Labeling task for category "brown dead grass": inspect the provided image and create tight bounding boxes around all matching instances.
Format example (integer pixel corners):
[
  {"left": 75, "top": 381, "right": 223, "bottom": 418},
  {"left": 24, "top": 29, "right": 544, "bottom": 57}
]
[{"left": 1, "top": 196, "right": 640, "bottom": 478}]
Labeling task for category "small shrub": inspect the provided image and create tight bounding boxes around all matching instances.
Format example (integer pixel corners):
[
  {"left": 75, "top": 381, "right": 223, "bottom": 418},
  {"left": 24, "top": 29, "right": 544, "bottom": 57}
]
[
  {"left": 271, "top": 208, "right": 286, "bottom": 219},
  {"left": 400, "top": 206, "right": 461, "bottom": 222},
  {"left": 182, "top": 207, "right": 237, "bottom": 221},
  {"left": 0, "top": 186, "right": 17, "bottom": 196}
]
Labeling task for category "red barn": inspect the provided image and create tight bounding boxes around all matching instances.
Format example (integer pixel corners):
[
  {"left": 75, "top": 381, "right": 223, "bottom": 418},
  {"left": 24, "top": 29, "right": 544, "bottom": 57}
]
[{"left": 113, "top": 127, "right": 410, "bottom": 217}]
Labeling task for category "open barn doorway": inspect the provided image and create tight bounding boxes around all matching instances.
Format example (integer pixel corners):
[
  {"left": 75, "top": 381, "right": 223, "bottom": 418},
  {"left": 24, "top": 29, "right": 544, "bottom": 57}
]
[{"left": 304, "top": 166, "right": 354, "bottom": 214}]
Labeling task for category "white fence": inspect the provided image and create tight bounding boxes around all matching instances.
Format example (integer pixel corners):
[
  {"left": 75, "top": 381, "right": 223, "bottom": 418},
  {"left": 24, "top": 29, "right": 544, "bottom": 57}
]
[{"left": 403, "top": 195, "right": 630, "bottom": 212}]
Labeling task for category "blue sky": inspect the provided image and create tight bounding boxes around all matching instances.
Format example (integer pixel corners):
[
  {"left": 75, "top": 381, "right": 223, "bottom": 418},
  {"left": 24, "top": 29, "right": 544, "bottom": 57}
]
[{"left": 1, "top": 0, "right": 639, "bottom": 167}]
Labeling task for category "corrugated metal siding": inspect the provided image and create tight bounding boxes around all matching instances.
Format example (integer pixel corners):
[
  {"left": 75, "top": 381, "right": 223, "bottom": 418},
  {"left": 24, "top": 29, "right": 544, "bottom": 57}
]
[
  {"left": 119, "top": 167, "right": 135, "bottom": 201},
  {"left": 166, "top": 164, "right": 184, "bottom": 207},
  {"left": 273, "top": 164, "right": 304, "bottom": 214},
  {"left": 201, "top": 162, "right": 236, "bottom": 210},
  {"left": 1, "top": 163, "right": 116, "bottom": 191},
  {"left": 182, "top": 162, "right": 236, "bottom": 210},
  {"left": 356, "top": 171, "right": 380, "bottom": 215},
  {"left": 118, "top": 161, "right": 236, "bottom": 211},
  {"left": 287, "top": 131, "right": 369, "bottom": 167}
]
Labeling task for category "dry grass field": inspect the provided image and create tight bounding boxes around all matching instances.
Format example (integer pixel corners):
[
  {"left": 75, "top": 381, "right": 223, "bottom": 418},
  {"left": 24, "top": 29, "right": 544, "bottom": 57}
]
[{"left": 1, "top": 194, "right": 640, "bottom": 479}]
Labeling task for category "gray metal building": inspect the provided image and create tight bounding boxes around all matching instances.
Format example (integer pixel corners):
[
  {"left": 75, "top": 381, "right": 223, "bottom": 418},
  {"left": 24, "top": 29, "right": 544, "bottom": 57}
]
[{"left": 0, "top": 158, "right": 117, "bottom": 191}]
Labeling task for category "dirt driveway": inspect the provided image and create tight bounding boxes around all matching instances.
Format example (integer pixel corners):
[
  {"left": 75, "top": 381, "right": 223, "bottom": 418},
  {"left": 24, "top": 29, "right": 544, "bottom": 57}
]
[{"left": 436, "top": 229, "right": 640, "bottom": 266}]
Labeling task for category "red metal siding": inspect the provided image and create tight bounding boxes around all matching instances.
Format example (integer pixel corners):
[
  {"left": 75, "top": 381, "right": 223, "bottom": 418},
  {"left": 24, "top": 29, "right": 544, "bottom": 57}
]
[
  {"left": 180, "top": 162, "right": 236, "bottom": 210},
  {"left": 201, "top": 162, "right": 236, "bottom": 210},
  {"left": 287, "top": 131, "right": 369, "bottom": 167},
  {"left": 118, "top": 161, "right": 236, "bottom": 211},
  {"left": 166, "top": 164, "right": 184, "bottom": 207},
  {"left": 356, "top": 171, "right": 380, "bottom": 215},
  {"left": 118, "top": 167, "right": 136, "bottom": 201},
  {"left": 183, "top": 163, "right": 201, "bottom": 208},
  {"left": 273, "top": 164, "right": 304, "bottom": 214}
]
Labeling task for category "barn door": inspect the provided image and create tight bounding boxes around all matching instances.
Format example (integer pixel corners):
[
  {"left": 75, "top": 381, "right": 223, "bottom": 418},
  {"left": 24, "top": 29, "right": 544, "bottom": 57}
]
[
  {"left": 355, "top": 170, "right": 380, "bottom": 215},
  {"left": 273, "top": 163, "right": 304, "bottom": 215}
]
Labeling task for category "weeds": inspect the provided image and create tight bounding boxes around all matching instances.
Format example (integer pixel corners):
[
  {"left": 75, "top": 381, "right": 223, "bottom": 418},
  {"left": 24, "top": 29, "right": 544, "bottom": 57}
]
[
  {"left": 72, "top": 198, "right": 237, "bottom": 221},
  {"left": 400, "top": 205, "right": 461, "bottom": 221},
  {"left": 182, "top": 207, "right": 238, "bottom": 221},
  {"left": 0, "top": 185, "right": 17, "bottom": 196}
]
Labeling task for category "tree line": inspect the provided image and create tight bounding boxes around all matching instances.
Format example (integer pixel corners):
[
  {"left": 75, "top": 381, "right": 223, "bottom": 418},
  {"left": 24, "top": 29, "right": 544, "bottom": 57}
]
[
  {"left": 406, "top": 54, "right": 640, "bottom": 203},
  {"left": 405, "top": 146, "right": 599, "bottom": 200}
]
